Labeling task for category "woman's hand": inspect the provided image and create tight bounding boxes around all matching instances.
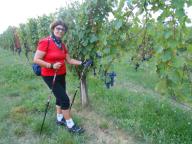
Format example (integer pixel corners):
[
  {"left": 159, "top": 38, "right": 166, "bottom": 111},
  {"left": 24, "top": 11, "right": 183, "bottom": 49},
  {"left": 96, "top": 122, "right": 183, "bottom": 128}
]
[{"left": 53, "top": 62, "right": 62, "bottom": 69}]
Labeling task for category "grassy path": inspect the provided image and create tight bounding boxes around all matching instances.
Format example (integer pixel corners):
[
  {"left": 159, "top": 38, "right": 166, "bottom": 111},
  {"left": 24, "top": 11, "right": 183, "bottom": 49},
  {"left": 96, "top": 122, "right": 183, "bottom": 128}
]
[
  {"left": 0, "top": 49, "right": 140, "bottom": 144},
  {"left": 72, "top": 107, "right": 136, "bottom": 144},
  {"left": 116, "top": 80, "right": 192, "bottom": 111},
  {"left": 1, "top": 48, "right": 192, "bottom": 143}
]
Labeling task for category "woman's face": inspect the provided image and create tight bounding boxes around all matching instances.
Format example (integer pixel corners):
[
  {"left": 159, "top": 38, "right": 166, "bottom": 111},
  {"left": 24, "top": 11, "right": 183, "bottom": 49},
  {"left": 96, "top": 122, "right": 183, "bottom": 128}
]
[{"left": 53, "top": 25, "right": 65, "bottom": 38}]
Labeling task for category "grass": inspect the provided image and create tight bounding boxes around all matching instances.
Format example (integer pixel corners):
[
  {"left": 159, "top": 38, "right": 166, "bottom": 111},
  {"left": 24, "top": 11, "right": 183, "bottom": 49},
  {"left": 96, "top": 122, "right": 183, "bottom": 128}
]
[
  {"left": 87, "top": 58, "right": 192, "bottom": 143},
  {"left": 1, "top": 48, "right": 192, "bottom": 143},
  {"left": 0, "top": 49, "right": 87, "bottom": 144}
]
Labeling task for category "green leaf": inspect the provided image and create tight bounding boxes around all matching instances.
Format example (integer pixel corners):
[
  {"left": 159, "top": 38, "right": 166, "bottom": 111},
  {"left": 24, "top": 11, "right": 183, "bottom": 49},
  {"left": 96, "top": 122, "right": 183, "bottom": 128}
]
[
  {"left": 161, "top": 50, "right": 172, "bottom": 62},
  {"left": 90, "top": 34, "right": 98, "bottom": 43},
  {"left": 188, "top": 45, "right": 192, "bottom": 53},
  {"left": 164, "top": 31, "right": 172, "bottom": 39},
  {"left": 176, "top": 8, "right": 185, "bottom": 18},
  {"left": 167, "top": 40, "right": 178, "bottom": 49},
  {"left": 79, "top": 31, "right": 85, "bottom": 39},
  {"left": 172, "top": 56, "right": 186, "bottom": 68},
  {"left": 82, "top": 39, "right": 88, "bottom": 46},
  {"left": 120, "top": 33, "right": 126, "bottom": 41},
  {"left": 186, "top": 0, "right": 192, "bottom": 5},
  {"left": 115, "top": 20, "right": 123, "bottom": 30},
  {"left": 104, "top": 47, "right": 110, "bottom": 54},
  {"left": 126, "top": 0, "right": 132, "bottom": 7},
  {"left": 154, "top": 45, "right": 163, "bottom": 54},
  {"left": 167, "top": 70, "right": 180, "bottom": 84}
]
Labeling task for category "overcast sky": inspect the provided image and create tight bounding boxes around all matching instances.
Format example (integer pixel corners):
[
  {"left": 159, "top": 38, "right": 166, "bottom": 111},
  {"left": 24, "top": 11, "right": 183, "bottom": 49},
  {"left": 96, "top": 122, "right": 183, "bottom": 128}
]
[
  {"left": 0, "top": 0, "right": 74, "bottom": 34},
  {"left": 0, "top": 1, "right": 192, "bottom": 34}
]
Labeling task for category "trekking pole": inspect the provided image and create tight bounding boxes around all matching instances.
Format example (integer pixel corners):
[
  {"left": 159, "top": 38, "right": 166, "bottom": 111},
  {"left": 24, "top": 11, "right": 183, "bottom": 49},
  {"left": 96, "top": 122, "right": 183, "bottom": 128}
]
[
  {"left": 70, "top": 60, "right": 92, "bottom": 110},
  {"left": 40, "top": 71, "right": 57, "bottom": 135}
]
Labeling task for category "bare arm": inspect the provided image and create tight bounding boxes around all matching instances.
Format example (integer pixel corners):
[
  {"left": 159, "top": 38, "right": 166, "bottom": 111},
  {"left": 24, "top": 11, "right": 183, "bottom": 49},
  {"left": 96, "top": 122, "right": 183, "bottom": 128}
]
[
  {"left": 34, "top": 50, "right": 70, "bottom": 69},
  {"left": 33, "top": 50, "right": 51, "bottom": 68},
  {"left": 65, "top": 53, "right": 82, "bottom": 65}
]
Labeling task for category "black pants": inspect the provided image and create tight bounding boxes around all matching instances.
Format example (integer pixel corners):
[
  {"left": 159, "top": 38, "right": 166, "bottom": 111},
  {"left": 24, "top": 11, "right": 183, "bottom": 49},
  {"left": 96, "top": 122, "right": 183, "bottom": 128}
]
[{"left": 42, "top": 74, "right": 70, "bottom": 110}]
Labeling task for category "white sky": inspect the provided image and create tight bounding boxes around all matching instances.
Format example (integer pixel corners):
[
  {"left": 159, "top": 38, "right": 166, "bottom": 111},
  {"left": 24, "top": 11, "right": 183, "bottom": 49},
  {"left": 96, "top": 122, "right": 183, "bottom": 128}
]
[
  {"left": 0, "top": 0, "right": 74, "bottom": 34},
  {"left": 0, "top": 1, "right": 192, "bottom": 34}
]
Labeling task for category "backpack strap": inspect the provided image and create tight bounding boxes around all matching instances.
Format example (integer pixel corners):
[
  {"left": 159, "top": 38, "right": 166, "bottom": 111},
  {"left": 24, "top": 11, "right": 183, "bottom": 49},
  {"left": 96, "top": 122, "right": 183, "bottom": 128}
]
[{"left": 46, "top": 38, "right": 50, "bottom": 51}]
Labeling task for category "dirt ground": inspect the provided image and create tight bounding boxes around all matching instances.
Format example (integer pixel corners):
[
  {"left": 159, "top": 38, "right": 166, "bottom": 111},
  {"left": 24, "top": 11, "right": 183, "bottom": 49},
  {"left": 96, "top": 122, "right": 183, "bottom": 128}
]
[{"left": 74, "top": 108, "right": 137, "bottom": 144}]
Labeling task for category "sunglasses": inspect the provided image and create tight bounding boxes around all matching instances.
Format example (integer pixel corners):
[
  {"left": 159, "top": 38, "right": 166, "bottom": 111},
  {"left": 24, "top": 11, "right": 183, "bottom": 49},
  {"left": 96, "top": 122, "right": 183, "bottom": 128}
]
[{"left": 55, "top": 27, "right": 65, "bottom": 32}]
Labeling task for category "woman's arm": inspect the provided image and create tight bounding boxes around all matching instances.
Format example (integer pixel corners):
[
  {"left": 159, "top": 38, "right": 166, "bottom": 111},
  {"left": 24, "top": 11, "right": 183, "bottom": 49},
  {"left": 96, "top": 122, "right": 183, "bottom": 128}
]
[
  {"left": 33, "top": 50, "right": 52, "bottom": 68},
  {"left": 65, "top": 54, "right": 82, "bottom": 65}
]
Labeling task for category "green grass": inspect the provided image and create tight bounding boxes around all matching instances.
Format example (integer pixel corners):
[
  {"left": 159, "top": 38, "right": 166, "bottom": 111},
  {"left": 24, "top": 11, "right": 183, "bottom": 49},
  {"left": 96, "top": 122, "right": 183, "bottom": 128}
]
[
  {"left": 87, "top": 58, "right": 192, "bottom": 143},
  {"left": 1, "top": 48, "right": 192, "bottom": 144},
  {"left": 0, "top": 49, "right": 87, "bottom": 144}
]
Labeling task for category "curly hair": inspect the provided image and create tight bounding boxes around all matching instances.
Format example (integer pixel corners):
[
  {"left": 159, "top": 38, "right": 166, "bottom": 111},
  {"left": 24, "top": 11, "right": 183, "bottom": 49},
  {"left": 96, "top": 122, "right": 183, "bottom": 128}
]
[{"left": 50, "top": 20, "right": 68, "bottom": 32}]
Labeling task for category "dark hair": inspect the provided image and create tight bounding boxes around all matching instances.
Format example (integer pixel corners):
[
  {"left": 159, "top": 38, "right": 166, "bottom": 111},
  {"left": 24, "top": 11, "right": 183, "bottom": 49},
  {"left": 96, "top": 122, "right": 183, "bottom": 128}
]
[{"left": 50, "top": 20, "right": 68, "bottom": 32}]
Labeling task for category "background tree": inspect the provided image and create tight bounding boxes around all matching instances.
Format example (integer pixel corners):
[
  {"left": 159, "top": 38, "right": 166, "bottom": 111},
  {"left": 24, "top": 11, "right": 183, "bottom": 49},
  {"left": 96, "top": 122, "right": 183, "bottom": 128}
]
[{"left": 18, "top": 24, "right": 31, "bottom": 61}]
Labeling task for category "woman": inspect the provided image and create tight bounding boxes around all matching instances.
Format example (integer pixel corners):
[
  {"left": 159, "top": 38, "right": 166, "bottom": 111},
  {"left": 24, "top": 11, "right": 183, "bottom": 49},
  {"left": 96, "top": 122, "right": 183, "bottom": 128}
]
[{"left": 33, "top": 20, "right": 84, "bottom": 134}]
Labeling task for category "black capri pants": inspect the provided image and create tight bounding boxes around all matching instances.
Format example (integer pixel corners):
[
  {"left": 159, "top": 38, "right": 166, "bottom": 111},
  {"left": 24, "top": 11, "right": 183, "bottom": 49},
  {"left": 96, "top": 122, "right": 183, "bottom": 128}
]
[{"left": 42, "top": 74, "right": 70, "bottom": 110}]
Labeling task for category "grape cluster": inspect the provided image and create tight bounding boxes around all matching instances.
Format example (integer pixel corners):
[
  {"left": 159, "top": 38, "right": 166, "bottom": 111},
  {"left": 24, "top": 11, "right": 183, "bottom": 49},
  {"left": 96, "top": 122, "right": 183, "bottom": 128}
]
[{"left": 105, "top": 72, "right": 117, "bottom": 89}]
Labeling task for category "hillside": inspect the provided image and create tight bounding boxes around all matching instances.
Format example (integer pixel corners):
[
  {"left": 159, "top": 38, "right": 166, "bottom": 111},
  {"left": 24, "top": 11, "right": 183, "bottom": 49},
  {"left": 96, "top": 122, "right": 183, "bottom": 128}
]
[{"left": 1, "top": 48, "right": 192, "bottom": 144}]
